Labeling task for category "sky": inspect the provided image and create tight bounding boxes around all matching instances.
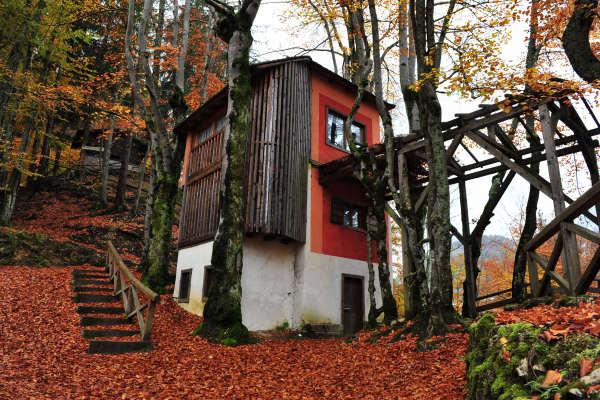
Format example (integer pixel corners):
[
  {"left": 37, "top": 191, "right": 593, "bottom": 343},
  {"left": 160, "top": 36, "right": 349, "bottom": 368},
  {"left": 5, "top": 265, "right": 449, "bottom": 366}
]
[{"left": 248, "top": 1, "right": 599, "bottom": 240}]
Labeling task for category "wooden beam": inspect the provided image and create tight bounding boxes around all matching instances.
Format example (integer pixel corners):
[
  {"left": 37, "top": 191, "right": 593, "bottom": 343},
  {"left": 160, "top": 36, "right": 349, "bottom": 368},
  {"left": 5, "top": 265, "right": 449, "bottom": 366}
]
[
  {"left": 526, "top": 182, "right": 600, "bottom": 250},
  {"left": 564, "top": 223, "right": 600, "bottom": 244},
  {"left": 493, "top": 124, "right": 519, "bottom": 155},
  {"left": 466, "top": 130, "right": 555, "bottom": 198},
  {"left": 415, "top": 185, "right": 429, "bottom": 212},
  {"left": 465, "top": 129, "right": 596, "bottom": 223},
  {"left": 476, "top": 297, "right": 516, "bottom": 312},
  {"left": 531, "top": 250, "right": 571, "bottom": 293},
  {"left": 576, "top": 246, "right": 600, "bottom": 294},
  {"left": 540, "top": 103, "right": 581, "bottom": 289},
  {"left": 527, "top": 252, "right": 540, "bottom": 296},
  {"left": 460, "top": 141, "right": 479, "bottom": 163},
  {"left": 536, "top": 234, "right": 563, "bottom": 296},
  {"left": 459, "top": 180, "right": 477, "bottom": 317}
]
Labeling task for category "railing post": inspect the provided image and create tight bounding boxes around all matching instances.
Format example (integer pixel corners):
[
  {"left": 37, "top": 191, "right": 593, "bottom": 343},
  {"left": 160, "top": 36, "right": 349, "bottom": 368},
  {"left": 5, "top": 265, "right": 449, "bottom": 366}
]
[
  {"left": 106, "top": 240, "right": 159, "bottom": 344},
  {"left": 141, "top": 301, "right": 156, "bottom": 342}
]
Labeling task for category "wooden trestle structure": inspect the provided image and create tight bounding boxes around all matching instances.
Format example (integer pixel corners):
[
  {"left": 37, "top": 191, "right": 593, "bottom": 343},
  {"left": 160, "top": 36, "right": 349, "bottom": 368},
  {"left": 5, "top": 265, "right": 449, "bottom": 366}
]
[{"left": 318, "top": 90, "right": 600, "bottom": 313}]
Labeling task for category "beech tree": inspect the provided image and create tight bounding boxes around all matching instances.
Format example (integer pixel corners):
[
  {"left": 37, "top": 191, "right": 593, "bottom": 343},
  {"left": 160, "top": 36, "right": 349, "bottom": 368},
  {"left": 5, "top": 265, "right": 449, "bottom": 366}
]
[
  {"left": 563, "top": 0, "right": 600, "bottom": 84},
  {"left": 124, "top": 0, "right": 192, "bottom": 290},
  {"left": 198, "top": 0, "right": 262, "bottom": 342}
]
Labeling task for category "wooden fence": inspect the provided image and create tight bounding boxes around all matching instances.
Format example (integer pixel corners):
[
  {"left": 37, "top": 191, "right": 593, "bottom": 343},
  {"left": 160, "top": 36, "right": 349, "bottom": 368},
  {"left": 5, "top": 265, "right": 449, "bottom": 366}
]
[{"left": 106, "top": 241, "right": 159, "bottom": 342}]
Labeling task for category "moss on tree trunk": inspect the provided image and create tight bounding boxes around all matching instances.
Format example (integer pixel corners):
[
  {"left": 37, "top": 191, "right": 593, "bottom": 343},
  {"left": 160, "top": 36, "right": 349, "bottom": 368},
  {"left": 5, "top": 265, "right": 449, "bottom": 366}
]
[
  {"left": 198, "top": 0, "right": 261, "bottom": 345},
  {"left": 143, "top": 170, "right": 179, "bottom": 291}
]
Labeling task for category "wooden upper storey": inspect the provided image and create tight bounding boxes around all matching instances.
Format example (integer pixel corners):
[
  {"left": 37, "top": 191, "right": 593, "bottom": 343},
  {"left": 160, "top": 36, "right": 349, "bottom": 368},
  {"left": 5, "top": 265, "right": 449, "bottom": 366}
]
[{"left": 176, "top": 57, "right": 389, "bottom": 249}]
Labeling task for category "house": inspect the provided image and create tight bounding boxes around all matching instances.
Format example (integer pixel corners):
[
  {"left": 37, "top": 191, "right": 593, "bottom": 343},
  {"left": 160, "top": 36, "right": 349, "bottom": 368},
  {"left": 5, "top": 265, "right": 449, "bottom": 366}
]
[
  {"left": 173, "top": 57, "right": 394, "bottom": 335},
  {"left": 71, "top": 128, "right": 148, "bottom": 170}
]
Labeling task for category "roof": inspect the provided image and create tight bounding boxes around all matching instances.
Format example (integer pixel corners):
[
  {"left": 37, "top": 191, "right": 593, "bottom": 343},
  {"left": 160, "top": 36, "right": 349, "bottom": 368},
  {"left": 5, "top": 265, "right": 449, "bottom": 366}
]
[{"left": 175, "top": 56, "right": 395, "bottom": 137}]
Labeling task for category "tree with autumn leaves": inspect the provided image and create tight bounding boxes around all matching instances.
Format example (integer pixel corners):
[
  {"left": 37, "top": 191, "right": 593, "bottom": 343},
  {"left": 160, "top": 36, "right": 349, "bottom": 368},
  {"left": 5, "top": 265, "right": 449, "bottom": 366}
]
[{"left": 286, "top": 0, "right": 600, "bottom": 337}]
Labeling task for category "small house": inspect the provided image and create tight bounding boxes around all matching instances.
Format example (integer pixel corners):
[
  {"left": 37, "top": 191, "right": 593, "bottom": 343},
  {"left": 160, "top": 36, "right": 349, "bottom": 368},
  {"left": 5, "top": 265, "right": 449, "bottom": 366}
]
[{"left": 174, "top": 57, "right": 394, "bottom": 335}]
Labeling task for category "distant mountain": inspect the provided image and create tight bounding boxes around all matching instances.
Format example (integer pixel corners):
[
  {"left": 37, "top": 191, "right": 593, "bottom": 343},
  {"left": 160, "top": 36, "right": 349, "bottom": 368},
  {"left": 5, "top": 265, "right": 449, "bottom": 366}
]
[{"left": 451, "top": 234, "right": 512, "bottom": 262}]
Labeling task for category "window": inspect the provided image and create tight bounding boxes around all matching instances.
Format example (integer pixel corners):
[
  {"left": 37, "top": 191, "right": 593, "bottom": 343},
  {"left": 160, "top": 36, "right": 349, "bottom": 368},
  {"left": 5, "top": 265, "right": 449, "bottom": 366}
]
[
  {"left": 197, "top": 117, "right": 226, "bottom": 146},
  {"left": 178, "top": 269, "right": 192, "bottom": 303},
  {"left": 215, "top": 117, "right": 226, "bottom": 133},
  {"left": 202, "top": 266, "right": 215, "bottom": 300},
  {"left": 327, "top": 109, "right": 365, "bottom": 152},
  {"left": 330, "top": 198, "right": 367, "bottom": 231},
  {"left": 198, "top": 125, "right": 212, "bottom": 146}
]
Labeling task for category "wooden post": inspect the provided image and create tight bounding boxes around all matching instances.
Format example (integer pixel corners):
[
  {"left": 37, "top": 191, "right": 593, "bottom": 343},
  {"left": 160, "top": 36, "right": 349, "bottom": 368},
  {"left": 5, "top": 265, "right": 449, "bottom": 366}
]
[
  {"left": 527, "top": 252, "right": 540, "bottom": 296},
  {"left": 459, "top": 180, "right": 477, "bottom": 317},
  {"left": 540, "top": 104, "right": 580, "bottom": 293}
]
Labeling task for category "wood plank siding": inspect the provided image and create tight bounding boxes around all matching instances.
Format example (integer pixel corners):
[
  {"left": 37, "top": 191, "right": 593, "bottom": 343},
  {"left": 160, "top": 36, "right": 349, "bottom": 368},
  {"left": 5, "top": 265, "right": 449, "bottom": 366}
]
[{"left": 178, "top": 59, "right": 312, "bottom": 248}]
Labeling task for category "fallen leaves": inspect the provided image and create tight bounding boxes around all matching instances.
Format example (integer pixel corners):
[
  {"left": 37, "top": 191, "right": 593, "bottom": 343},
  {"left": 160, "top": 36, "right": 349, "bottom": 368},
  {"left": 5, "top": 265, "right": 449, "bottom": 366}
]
[
  {"left": 495, "top": 299, "right": 600, "bottom": 338},
  {"left": 542, "top": 370, "right": 562, "bottom": 386},
  {"left": 0, "top": 265, "right": 468, "bottom": 399},
  {"left": 581, "top": 357, "right": 594, "bottom": 377},
  {"left": 539, "top": 324, "right": 571, "bottom": 343}
]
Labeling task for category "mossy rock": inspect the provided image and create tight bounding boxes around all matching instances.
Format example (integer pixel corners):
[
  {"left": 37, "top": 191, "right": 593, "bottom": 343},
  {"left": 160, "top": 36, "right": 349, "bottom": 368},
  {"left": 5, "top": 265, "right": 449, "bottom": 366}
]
[{"left": 466, "top": 314, "right": 600, "bottom": 400}]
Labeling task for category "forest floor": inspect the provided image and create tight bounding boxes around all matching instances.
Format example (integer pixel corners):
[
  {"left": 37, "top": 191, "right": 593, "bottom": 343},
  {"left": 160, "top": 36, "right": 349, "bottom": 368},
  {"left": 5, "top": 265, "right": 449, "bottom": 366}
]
[
  {"left": 0, "top": 178, "right": 468, "bottom": 399},
  {"left": 5, "top": 177, "right": 600, "bottom": 398}
]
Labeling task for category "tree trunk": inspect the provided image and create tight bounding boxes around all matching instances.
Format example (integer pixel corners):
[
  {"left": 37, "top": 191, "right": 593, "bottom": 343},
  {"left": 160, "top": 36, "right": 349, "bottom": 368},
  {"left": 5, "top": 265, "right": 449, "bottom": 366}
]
[
  {"left": 463, "top": 170, "right": 515, "bottom": 315},
  {"left": 100, "top": 130, "right": 113, "bottom": 207},
  {"left": 52, "top": 145, "right": 61, "bottom": 176},
  {"left": 78, "top": 123, "right": 91, "bottom": 166},
  {"left": 200, "top": 0, "right": 261, "bottom": 343},
  {"left": 419, "top": 82, "right": 454, "bottom": 317},
  {"left": 115, "top": 131, "right": 134, "bottom": 210},
  {"left": 144, "top": 168, "right": 179, "bottom": 289},
  {"left": 1, "top": 121, "right": 33, "bottom": 225},
  {"left": 562, "top": 0, "right": 600, "bottom": 84},
  {"left": 138, "top": 148, "right": 156, "bottom": 272},
  {"left": 132, "top": 145, "right": 150, "bottom": 216},
  {"left": 513, "top": 125, "right": 541, "bottom": 301},
  {"left": 513, "top": 1, "right": 542, "bottom": 302},
  {"left": 366, "top": 207, "right": 378, "bottom": 328}
]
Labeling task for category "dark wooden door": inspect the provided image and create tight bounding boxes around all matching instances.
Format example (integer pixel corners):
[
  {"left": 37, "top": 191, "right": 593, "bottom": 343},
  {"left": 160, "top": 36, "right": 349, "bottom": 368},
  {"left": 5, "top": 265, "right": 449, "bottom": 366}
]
[{"left": 342, "top": 276, "right": 364, "bottom": 335}]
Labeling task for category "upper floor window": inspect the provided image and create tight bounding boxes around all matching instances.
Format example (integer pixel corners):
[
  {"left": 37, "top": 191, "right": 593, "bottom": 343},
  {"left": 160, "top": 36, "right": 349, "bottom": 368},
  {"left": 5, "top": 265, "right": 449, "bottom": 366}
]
[
  {"left": 327, "top": 109, "right": 365, "bottom": 152},
  {"left": 330, "top": 198, "right": 367, "bottom": 231},
  {"left": 197, "top": 117, "right": 226, "bottom": 146}
]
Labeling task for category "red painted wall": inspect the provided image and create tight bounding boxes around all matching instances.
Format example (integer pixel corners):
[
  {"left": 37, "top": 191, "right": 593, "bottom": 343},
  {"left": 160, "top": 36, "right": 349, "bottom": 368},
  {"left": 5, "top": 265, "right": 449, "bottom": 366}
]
[{"left": 310, "top": 73, "right": 384, "bottom": 262}]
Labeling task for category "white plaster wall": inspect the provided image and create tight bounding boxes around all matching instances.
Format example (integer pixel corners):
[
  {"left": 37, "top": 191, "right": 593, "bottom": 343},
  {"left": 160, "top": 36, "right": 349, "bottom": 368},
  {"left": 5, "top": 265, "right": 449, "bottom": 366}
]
[
  {"left": 174, "top": 241, "right": 214, "bottom": 315},
  {"left": 174, "top": 237, "right": 297, "bottom": 331},
  {"left": 241, "top": 237, "right": 297, "bottom": 331},
  {"left": 298, "top": 252, "right": 384, "bottom": 326}
]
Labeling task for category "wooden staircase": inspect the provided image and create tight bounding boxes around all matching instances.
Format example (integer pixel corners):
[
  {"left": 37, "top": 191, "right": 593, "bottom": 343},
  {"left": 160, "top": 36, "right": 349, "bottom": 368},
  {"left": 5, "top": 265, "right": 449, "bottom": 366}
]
[{"left": 71, "top": 242, "right": 159, "bottom": 354}]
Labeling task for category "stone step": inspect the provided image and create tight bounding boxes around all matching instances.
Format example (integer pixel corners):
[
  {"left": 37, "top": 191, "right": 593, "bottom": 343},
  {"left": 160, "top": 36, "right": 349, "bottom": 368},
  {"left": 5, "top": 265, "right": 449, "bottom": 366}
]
[
  {"left": 72, "top": 273, "right": 108, "bottom": 280},
  {"left": 76, "top": 306, "right": 123, "bottom": 315},
  {"left": 72, "top": 279, "right": 111, "bottom": 286},
  {"left": 72, "top": 294, "right": 118, "bottom": 303},
  {"left": 81, "top": 316, "right": 134, "bottom": 326},
  {"left": 73, "top": 286, "right": 112, "bottom": 293},
  {"left": 88, "top": 340, "right": 151, "bottom": 354},
  {"left": 83, "top": 329, "right": 139, "bottom": 339},
  {"left": 72, "top": 268, "right": 107, "bottom": 275}
]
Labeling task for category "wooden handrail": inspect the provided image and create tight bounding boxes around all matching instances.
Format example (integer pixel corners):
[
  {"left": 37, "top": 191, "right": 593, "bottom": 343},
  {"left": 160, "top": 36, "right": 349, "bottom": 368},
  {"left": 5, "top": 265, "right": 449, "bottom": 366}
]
[
  {"left": 107, "top": 241, "right": 159, "bottom": 301},
  {"left": 106, "top": 241, "right": 159, "bottom": 342}
]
